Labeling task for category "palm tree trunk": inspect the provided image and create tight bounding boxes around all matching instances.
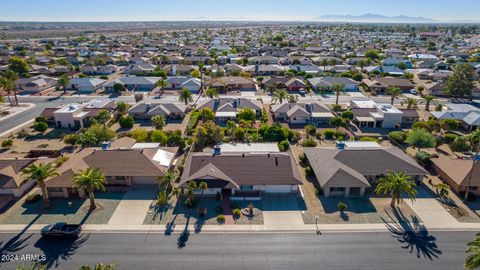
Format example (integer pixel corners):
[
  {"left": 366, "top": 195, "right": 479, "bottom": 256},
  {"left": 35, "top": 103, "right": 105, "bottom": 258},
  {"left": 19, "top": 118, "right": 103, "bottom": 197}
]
[
  {"left": 390, "top": 195, "right": 396, "bottom": 208},
  {"left": 426, "top": 101, "right": 430, "bottom": 111},
  {"left": 13, "top": 90, "right": 18, "bottom": 106},
  {"left": 391, "top": 96, "right": 394, "bottom": 105},
  {"left": 88, "top": 191, "right": 96, "bottom": 210},
  {"left": 39, "top": 182, "right": 50, "bottom": 208},
  {"left": 336, "top": 92, "right": 339, "bottom": 105}
]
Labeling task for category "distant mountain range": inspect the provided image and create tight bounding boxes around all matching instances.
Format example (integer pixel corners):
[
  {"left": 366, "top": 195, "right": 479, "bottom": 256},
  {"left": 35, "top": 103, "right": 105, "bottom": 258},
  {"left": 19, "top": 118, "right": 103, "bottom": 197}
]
[{"left": 317, "top": 13, "right": 436, "bottom": 23}]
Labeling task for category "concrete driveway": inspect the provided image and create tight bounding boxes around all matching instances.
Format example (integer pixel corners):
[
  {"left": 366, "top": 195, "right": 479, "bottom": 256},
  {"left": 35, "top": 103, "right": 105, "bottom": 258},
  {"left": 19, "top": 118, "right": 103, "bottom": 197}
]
[
  {"left": 108, "top": 185, "right": 157, "bottom": 225},
  {"left": 262, "top": 194, "right": 306, "bottom": 225}
]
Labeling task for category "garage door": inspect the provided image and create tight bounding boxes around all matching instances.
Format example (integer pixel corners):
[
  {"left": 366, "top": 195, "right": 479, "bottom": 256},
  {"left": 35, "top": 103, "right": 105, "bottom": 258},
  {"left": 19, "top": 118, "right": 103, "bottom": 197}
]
[{"left": 265, "top": 185, "right": 292, "bottom": 193}]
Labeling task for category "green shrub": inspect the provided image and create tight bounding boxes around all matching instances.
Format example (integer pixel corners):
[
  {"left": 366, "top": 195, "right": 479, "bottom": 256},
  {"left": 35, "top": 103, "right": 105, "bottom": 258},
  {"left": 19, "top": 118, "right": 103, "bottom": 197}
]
[
  {"left": 187, "top": 111, "right": 200, "bottom": 131},
  {"left": 426, "top": 119, "right": 441, "bottom": 131},
  {"left": 217, "top": 214, "right": 225, "bottom": 223},
  {"left": 304, "top": 124, "right": 316, "bottom": 135},
  {"left": 63, "top": 134, "right": 77, "bottom": 145},
  {"left": 35, "top": 115, "right": 48, "bottom": 123},
  {"left": 449, "top": 136, "right": 470, "bottom": 152},
  {"left": 332, "top": 104, "right": 341, "bottom": 111},
  {"left": 360, "top": 137, "right": 379, "bottom": 143},
  {"left": 388, "top": 131, "right": 407, "bottom": 143},
  {"left": 278, "top": 140, "right": 289, "bottom": 152},
  {"left": 1, "top": 139, "right": 13, "bottom": 148},
  {"left": 302, "top": 138, "right": 318, "bottom": 147},
  {"left": 150, "top": 130, "right": 167, "bottom": 144},
  {"left": 119, "top": 115, "right": 134, "bottom": 128},
  {"left": 25, "top": 193, "right": 41, "bottom": 204},
  {"left": 323, "top": 129, "right": 335, "bottom": 139},
  {"left": 416, "top": 151, "right": 432, "bottom": 164},
  {"left": 232, "top": 208, "right": 241, "bottom": 218},
  {"left": 33, "top": 121, "right": 48, "bottom": 132},
  {"left": 337, "top": 201, "right": 348, "bottom": 212},
  {"left": 443, "top": 133, "right": 458, "bottom": 144},
  {"left": 305, "top": 166, "right": 314, "bottom": 177},
  {"left": 298, "top": 153, "right": 308, "bottom": 165},
  {"left": 442, "top": 119, "right": 460, "bottom": 130},
  {"left": 412, "top": 122, "right": 432, "bottom": 132}
]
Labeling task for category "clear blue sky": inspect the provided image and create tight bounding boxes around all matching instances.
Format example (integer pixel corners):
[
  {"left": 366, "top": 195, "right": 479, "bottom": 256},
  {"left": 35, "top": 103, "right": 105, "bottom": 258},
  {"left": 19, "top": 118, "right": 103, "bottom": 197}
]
[{"left": 1, "top": 0, "right": 479, "bottom": 22}]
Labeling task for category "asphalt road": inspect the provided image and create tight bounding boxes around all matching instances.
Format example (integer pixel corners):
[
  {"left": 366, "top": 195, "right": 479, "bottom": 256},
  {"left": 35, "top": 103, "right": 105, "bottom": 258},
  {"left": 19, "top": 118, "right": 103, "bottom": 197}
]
[{"left": 0, "top": 230, "right": 474, "bottom": 270}]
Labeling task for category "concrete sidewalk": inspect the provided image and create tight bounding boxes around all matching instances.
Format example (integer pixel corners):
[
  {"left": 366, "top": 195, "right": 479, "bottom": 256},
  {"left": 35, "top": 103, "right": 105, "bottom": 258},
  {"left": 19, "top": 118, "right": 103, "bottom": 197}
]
[{"left": 108, "top": 186, "right": 156, "bottom": 225}]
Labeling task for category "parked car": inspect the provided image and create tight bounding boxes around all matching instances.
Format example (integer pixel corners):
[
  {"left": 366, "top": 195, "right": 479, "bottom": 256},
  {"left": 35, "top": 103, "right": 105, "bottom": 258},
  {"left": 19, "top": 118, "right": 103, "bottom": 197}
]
[
  {"left": 409, "top": 89, "right": 418, "bottom": 95},
  {"left": 41, "top": 222, "right": 81, "bottom": 237}
]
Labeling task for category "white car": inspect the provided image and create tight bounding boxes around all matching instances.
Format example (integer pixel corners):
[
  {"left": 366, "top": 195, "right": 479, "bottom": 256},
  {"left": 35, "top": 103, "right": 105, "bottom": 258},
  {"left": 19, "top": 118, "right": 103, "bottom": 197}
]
[{"left": 409, "top": 89, "right": 418, "bottom": 95}]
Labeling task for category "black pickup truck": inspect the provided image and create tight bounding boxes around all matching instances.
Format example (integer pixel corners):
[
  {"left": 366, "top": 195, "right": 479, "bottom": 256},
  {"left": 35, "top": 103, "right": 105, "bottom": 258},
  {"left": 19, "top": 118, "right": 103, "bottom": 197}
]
[{"left": 41, "top": 222, "right": 81, "bottom": 237}]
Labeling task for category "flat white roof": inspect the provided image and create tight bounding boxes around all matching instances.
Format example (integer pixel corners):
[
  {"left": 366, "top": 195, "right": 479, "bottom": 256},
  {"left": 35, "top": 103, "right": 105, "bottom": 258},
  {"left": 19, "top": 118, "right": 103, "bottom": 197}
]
[
  {"left": 220, "top": 143, "right": 280, "bottom": 153},
  {"left": 375, "top": 103, "right": 402, "bottom": 113},
  {"left": 351, "top": 98, "right": 376, "bottom": 108},
  {"left": 343, "top": 141, "right": 382, "bottom": 149},
  {"left": 131, "top": 143, "right": 161, "bottom": 149},
  {"left": 152, "top": 149, "right": 175, "bottom": 167}
]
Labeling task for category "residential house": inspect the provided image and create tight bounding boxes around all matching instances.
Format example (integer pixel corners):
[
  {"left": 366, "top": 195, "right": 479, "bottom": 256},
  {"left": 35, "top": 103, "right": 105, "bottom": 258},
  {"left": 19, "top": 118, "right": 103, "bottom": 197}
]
[
  {"left": 46, "top": 146, "right": 178, "bottom": 198},
  {"left": 67, "top": 78, "right": 106, "bottom": 94},
  {"left": 104, "top": 76, "right": 160, "bottom": 92},
  {"left": 196, "top": 97, "right": 263, "bottom": 124},
  {"left": 15, "top": 75, "right": 57, "bottom": 93},
  {"left": 165, "top": 76, "right": 202, "bottom": 93},
  {"left": 0, "top": 159, "right": 38, "bottom": 198},
  {"left": 350, "top": 98, "right": 403, "bottom": 129},
  {"left": 431, "top": 156, "right": 480, "bottom": 196},
  {"left": 271, "top": 100, "right": 334, "bottom": 126},
  {"left": 128, "top": 102, "right": 187, "bottom": 120},
  {"left": 308, "top": 77, "right": 359, "bottom": 92},
  {"left": 362, "top": 77, "right": 414, "bottom": 93},
  {"left": 179, "top": 151, "right": 302, "bottom": 198},
  {"left": 43, "top": 99, "right": 115, "bottom": 129},
  {"left": 431, "top": 103, "right": 480, "bottom": 131},
  {"left": 304, "top": 143, "right": 427, "bottom": 197},
  {"left": 262, "top": 77, "right": 307, "bottom": 92},
  {"left": 208, "top": 76, "right": 257, "bottom": 92}
]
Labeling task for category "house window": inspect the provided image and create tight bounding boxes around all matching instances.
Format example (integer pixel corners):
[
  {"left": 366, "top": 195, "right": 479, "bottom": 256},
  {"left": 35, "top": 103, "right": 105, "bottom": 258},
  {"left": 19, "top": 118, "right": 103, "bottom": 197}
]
[
  {"left": 49, "top": 187, "right": 63, "bottom": 192},
  {"left": 330, "top": 187, "right": 345, "bottom": 192},
  {"left": 240, "top": 185, "right": 254, "bottom": 190}
]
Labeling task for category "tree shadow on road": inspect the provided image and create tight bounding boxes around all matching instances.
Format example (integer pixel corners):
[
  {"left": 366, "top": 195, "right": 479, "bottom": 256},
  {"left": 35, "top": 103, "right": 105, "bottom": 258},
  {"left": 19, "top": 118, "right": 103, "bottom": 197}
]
[
  {"left": 177, "top": 215, "right": 190, "bottom": 249},
  {"left": 382, "top": 208, "right": 442, "bottom": 260},
  {"left": 0, "top": 215, "right": 40, "bottom": 262},
  {"left": 34, "top": 234, "right": 89, "bottom": 269}
]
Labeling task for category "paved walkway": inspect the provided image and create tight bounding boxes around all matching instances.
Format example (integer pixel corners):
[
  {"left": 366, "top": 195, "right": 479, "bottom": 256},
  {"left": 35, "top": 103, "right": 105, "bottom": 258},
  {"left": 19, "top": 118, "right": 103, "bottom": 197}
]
[
  {"left": 404, "top": 185, "right": 460, "bottom": 229},
  {"left": 108, "top": 185, "right": 156, "bottom": 225}
]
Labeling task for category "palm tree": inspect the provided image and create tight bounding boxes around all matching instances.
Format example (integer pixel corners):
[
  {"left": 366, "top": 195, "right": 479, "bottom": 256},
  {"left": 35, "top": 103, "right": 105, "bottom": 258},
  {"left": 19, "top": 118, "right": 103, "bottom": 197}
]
[
  {"left": 198, "top": 181, "right": 208, "bottom": 197},
  {"left": 423, "top": 95, "right": 436, "bottom": 111},
  {"left": 375, "top": 171, "right": 417, "bottom": 208},
  {"left": 72, "top": 168, "right": 106, "bottom": 211},
  {"left": 465, "top": 233, "right": 480, "bottom": 270},
  {"left": 332, "top": 83, "right": 345, "bottom": 106},
  {"left": 404, "top": 97, "right": 417, "bottom": 109},
  {"left": 205, "top": 88, "right": 219, "bottom": 99},
  {"left": 58, "top": 75, "right": 69, "bottom": 94},
  {"left": 387, "top": 86, "right": 402, "bottom": 105},
  {"left": 0, "top": 77, "right": 16, "bottom": 106},
  {"left": 170, "top": 186, "right": 181, "bottom": 200},
  {"left": 156, "top": 79, "right": 168, "bottom": 90},
  {"left": 272, "top": 89, "right": 289, "bottom": 104},
  {"left": 157, "top": 171, "right": 178, "bottom": 191},
  {"left": 178, "top": 88, "right": 193, "bottom": 105},
  {"left": 78, "top": 263, "right": 116, "bottom": 270},
  {"left": 151, "top": 115, "right": 166, "bottom": 130},
  {"left": 433, "top": 182, "right": 450, "bottom": 197},
  {"left": 287, "top": 94, "right": 299, "bottom": 103},
  {"left": 22, "top": 162, "right": 59, "bottom": 208},
  {"left": 15, "top": 264, "right": 46, "bottom": 270}
]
